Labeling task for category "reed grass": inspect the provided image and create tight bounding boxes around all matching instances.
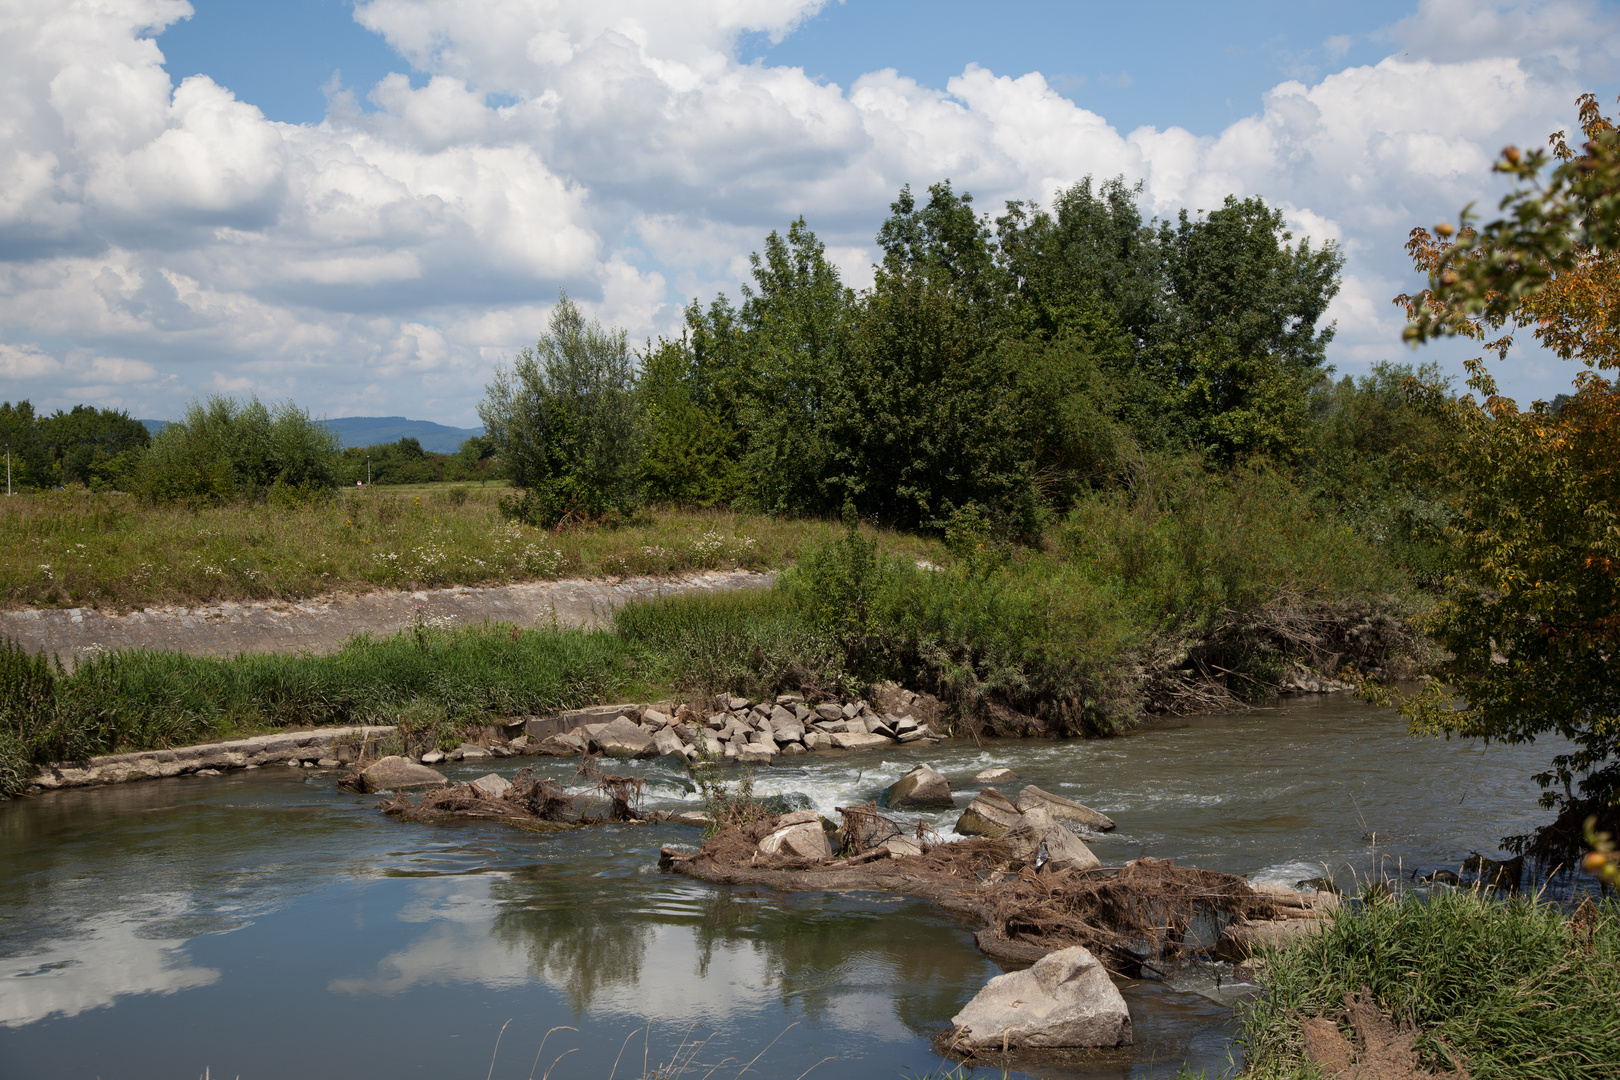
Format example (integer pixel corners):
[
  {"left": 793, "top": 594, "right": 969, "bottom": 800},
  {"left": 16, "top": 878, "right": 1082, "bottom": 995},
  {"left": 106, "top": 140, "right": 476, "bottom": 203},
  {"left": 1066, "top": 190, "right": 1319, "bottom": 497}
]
[
  {"left": 16, "top": 622, "right": 651, "bottom": 767},
  {"left": 1238, "top": 891, "right": 1620, "bottom": 1079}
]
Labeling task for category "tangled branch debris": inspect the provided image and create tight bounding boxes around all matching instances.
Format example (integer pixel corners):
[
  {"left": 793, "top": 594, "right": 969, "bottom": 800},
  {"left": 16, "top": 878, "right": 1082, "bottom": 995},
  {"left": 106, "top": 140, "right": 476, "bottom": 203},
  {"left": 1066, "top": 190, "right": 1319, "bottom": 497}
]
[
  {"left": 379, "top": 766, "right": 664, "bottom": 832},
  {"left": 662, "top": 812, "right": 1284, "bottom": 972}
]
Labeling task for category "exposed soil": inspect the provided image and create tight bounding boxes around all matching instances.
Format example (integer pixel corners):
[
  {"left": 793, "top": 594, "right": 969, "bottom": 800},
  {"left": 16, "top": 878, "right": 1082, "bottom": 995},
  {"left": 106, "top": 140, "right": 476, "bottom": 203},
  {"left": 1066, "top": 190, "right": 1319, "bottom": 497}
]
[
  {"left": 1303, "top": 988, "right": 1471, "bottom": 1079},
  {"left": 0, "top": 570, "right": 771, "bottom": 667}
]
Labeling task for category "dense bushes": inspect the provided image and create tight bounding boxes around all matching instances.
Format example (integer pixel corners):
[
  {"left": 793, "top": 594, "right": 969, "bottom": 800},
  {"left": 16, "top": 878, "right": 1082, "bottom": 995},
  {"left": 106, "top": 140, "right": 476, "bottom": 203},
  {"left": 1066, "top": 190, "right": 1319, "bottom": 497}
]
[
  {"left": 480, "top": 292, "right": 642, "bottom": 526},
  {"left": 0, "top": 401, "right": 150, "bottom": 491},
  {"left": 137, "top": 395, "right": 341, "bottom": 505},
  {"left": 616, "top": 459, "right": 1414, "bottom": 737},
  {"left": 484, "top": 177, "right": 1358, "bottom": 540}
]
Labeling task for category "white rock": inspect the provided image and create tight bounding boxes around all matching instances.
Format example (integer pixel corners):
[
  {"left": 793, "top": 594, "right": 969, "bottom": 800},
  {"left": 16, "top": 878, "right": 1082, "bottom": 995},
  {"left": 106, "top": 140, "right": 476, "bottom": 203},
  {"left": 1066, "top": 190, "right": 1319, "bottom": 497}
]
[
  {"left": 974, "top": 767, "right": 1019, "bottom": 783},
  {"left": 950, "top": 946, "right": 1131, "bottom": 1050}
]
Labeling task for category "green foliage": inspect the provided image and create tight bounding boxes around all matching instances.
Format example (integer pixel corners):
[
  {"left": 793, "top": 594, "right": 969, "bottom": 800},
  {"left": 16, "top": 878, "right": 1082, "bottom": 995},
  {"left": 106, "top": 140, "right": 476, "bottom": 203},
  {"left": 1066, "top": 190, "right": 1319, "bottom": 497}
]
[
  {"left": 730, "top": 218, "right": 853, "bottom": 516},
  {"left": 0, "top": 623, "right": 641, "bottom": 795},
  {"left": 481, "top": 291, "right": 643, "bottom": 526},
  {"left": 137, "top": 395, "right": 341, "bottom": 505},
  {"left": 1240, "top": 892, "right": 1620, "bottom": 1080},
  {"left": 0, "top": 637, "right": 57, "bottom": 785},
  {"left": 637, "top": 337, "right": 740, "bottom": 505},
  {"left": 613, "top": 587, "right": 846, "bottom": 702},
  {"left": 1390, "top": 95, "right": 1620, "bottom": 861},
  {"left": 996, "top": 180, "right": 1343, "bottom": 463},
  {"left": 0, "top": 401, "right": 150, "bottom": 491}
]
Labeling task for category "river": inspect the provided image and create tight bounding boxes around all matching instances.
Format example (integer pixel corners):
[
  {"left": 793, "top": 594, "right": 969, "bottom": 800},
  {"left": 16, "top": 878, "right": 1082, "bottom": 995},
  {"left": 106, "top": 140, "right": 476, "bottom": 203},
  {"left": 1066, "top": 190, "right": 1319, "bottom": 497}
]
[{"left": 0, "top": 695, "right": 1566, "bottom": 1079}]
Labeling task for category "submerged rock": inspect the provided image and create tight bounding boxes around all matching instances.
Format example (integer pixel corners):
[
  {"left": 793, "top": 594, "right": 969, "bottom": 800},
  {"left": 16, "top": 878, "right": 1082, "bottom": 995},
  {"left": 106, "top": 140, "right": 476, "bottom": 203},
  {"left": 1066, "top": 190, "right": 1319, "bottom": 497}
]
[
  {"left": 949, "top": 946, "right": 1131, "bottom": 1050},
  {"left": 974, "top": 766, "right": 1018, "bottom": 784},
  {"left": 955, "top": 788, "right": 1024, "bottom": 837},
  {"left": 1016, "top": 785, "right": 1116, "bottom": 832},
  {"left": 357, "top": 756, "right": 448, "bottom": 794},
  {"left": 887, "top": 764, "right": 954, "bottom": 809}
]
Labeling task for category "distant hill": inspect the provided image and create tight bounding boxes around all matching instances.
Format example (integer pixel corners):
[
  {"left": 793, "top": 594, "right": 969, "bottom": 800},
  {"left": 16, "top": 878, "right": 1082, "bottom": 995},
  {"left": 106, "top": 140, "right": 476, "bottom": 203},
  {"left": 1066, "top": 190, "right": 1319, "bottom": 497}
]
[
  {"left": 140, "top": 416, "right": 484, "bottom": 454},
  {"left": 317, "top": 417, "right": 484, "bottom": 453}
]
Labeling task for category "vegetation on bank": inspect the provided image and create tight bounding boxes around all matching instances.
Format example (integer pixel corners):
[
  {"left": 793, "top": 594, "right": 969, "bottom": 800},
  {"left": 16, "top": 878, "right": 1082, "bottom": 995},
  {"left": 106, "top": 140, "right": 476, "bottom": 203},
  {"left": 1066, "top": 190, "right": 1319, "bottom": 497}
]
[
  {"left": 0, "top": 452, "right": 1423, "bottom": 795},
  {"left": 1238, "top": 891, "right": 1620, "bottom": 1079}
]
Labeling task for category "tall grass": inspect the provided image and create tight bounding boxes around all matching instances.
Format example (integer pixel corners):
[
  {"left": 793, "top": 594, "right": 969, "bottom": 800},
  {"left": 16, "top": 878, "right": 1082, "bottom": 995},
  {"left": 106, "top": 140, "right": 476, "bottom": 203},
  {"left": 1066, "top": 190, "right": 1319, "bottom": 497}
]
[
  {"left": 0, "top": 623, "right": 650, "bottom": 786},
  {"left": 1240, "top": 892, "right": 1620, "bottom": 1079}
]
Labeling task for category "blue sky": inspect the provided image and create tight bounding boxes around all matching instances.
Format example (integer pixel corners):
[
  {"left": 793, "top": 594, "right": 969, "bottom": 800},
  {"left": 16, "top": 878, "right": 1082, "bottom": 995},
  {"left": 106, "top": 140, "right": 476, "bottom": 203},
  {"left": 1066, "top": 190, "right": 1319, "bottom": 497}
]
[{"left": 4, "top": 0, "right": 1619, "bottom": 424}]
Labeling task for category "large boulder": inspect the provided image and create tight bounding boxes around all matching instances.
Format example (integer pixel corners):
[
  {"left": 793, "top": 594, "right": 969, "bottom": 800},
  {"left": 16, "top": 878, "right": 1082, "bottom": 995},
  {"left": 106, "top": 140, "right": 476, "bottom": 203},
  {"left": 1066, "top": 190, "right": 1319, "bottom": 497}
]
[
  {"left": 357, "top": 756, "right": 447, "bottom": 793},
  {"left": 596, "top": 716, "right": 658, "bottom": 758},
  {"left": 955, "top": 788, "right": 1024, "bottom": 837},
  {"left": 538, "top": 732, "right": 585, "bottom": 756},
  {"left": 1002, "top": 807, "right": 1101, "bottom": 872},
  {"left": 1016, "top": 785, "right": 1115, "bottom": 832},
  {"left": 887, "top": 764, "right": 954, "bottom": 809},
  {"left": 757, "top": 812, "right": 832, "bottom": 860},
  {"left": 653, "top": 727, "right": 693, "bottom": 760},
  {"left": 949, "top": 946, "right": 1131, "bottom": 1050}
]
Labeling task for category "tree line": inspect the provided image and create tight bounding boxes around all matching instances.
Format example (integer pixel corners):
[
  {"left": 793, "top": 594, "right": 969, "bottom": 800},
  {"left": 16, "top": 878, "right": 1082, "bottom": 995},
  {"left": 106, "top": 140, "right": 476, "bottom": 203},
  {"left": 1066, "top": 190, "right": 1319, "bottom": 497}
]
[
  {"left": 482, "top": 178, "right": 1442, "bottom": 540},
  {"left": 0, "top": 397, "right": 498, "bottom": 498}
]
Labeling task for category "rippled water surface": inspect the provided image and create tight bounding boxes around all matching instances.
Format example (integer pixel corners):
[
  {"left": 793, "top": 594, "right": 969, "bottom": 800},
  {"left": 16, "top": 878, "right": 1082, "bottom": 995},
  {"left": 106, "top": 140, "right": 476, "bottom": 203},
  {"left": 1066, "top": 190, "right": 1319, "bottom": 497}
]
[{"left": 0, "top": 696, "right": 1565, "bottom": 1079}]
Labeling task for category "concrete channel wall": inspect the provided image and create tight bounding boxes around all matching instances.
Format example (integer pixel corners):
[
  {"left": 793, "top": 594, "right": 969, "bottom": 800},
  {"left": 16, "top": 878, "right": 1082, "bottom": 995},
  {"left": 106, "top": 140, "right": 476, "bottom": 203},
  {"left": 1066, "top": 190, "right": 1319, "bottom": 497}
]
[{"left": 1, "top": 570, "right": 773, "bottom": 668}]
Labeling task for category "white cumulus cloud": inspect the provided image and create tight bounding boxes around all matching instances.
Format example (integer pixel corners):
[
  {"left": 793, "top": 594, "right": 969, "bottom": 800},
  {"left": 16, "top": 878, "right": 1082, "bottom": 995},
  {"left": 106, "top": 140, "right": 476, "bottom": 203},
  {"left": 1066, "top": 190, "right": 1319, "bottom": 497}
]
[{"left": 0, "top": 0, "right": 1611, "bottom": 421}]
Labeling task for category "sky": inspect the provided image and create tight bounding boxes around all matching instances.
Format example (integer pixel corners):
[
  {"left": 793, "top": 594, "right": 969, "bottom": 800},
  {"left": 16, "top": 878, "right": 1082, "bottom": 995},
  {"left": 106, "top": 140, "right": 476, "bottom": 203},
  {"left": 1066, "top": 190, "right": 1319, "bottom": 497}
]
[{"left": 3, "top": 0, "right": 1619, "bottom": 426}]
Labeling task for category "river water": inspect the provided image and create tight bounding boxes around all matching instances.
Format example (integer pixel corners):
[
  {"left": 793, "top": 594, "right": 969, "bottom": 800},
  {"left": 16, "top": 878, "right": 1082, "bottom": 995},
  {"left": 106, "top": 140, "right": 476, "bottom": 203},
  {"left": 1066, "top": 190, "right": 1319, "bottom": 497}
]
[{"left": 0, "top": 696, "right": 1566, "bottom": 1079}]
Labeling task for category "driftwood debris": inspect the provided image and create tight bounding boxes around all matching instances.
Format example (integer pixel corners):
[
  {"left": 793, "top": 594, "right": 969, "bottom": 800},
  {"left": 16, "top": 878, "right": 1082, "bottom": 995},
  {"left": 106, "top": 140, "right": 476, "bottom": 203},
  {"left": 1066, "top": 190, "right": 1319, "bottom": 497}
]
[
  {"left": 379, "top": 766, "right": 663, "bottom": 833},
  {"left": 661, "top": 808, "right": 1285, "bottom": 972}
]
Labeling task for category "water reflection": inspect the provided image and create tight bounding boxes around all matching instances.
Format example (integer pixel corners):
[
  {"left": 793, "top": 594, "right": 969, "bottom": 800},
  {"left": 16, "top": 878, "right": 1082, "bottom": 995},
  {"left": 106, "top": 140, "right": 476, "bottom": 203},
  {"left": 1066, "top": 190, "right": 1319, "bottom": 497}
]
[
  {"left": 331, "top": 864, "right": 992, "bottom": 1044},
  {"left": 1, "top": 899, "right": 220, "bottom": 1027}
]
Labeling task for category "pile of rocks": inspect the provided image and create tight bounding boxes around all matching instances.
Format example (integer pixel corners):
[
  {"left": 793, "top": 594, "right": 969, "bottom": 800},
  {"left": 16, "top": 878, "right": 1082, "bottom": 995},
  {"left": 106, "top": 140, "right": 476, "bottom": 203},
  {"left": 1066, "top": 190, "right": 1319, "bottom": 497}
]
[{"left": 531, "top": 692, "right": 941, "bottom": 763}]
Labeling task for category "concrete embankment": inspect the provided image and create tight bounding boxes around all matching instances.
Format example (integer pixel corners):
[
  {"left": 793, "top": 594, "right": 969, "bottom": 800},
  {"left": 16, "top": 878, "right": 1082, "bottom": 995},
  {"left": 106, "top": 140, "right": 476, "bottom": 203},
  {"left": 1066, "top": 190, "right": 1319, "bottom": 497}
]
[{"left": 0, "top": 569, "right": 773, "bottom": 668}]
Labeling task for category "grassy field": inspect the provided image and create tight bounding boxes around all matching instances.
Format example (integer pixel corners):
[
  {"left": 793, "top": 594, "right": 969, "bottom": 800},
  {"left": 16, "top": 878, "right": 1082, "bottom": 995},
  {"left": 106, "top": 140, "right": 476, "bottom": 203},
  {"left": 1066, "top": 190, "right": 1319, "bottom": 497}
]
[{"left": 0, "top": 486, "right": 946, "bottom": 611}]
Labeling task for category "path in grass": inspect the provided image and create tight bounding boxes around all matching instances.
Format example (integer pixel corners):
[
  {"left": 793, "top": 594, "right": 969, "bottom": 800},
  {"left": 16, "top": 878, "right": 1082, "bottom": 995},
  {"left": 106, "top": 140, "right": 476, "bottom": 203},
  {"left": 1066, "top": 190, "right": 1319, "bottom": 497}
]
[{"left": 1, "top": 570, "right": 773, "bottom": 668}]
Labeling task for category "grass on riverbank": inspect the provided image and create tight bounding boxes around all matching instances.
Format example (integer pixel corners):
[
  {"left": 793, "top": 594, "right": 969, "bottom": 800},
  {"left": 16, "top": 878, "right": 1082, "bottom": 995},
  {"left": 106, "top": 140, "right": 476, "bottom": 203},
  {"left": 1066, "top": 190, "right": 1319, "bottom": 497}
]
[
  {"left": 0, "top": 622, "right": 655, "bottom": 784},
  {"left": 1238, "top": 891, "right": 1620, "bottom": 1079},
  {"left": 0, "top": 487, "right": 946, "bottom": 612}
]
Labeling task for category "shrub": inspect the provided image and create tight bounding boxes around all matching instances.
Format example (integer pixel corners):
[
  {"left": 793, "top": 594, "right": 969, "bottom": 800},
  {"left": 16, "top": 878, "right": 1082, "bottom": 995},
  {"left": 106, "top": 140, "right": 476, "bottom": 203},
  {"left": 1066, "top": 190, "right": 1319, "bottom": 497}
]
[
  {"left": 480, "top": 291, "right": 643, "bottom": 526},
  {"left": 138, "top": 395, "right": 341, "bottom": 505}
]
